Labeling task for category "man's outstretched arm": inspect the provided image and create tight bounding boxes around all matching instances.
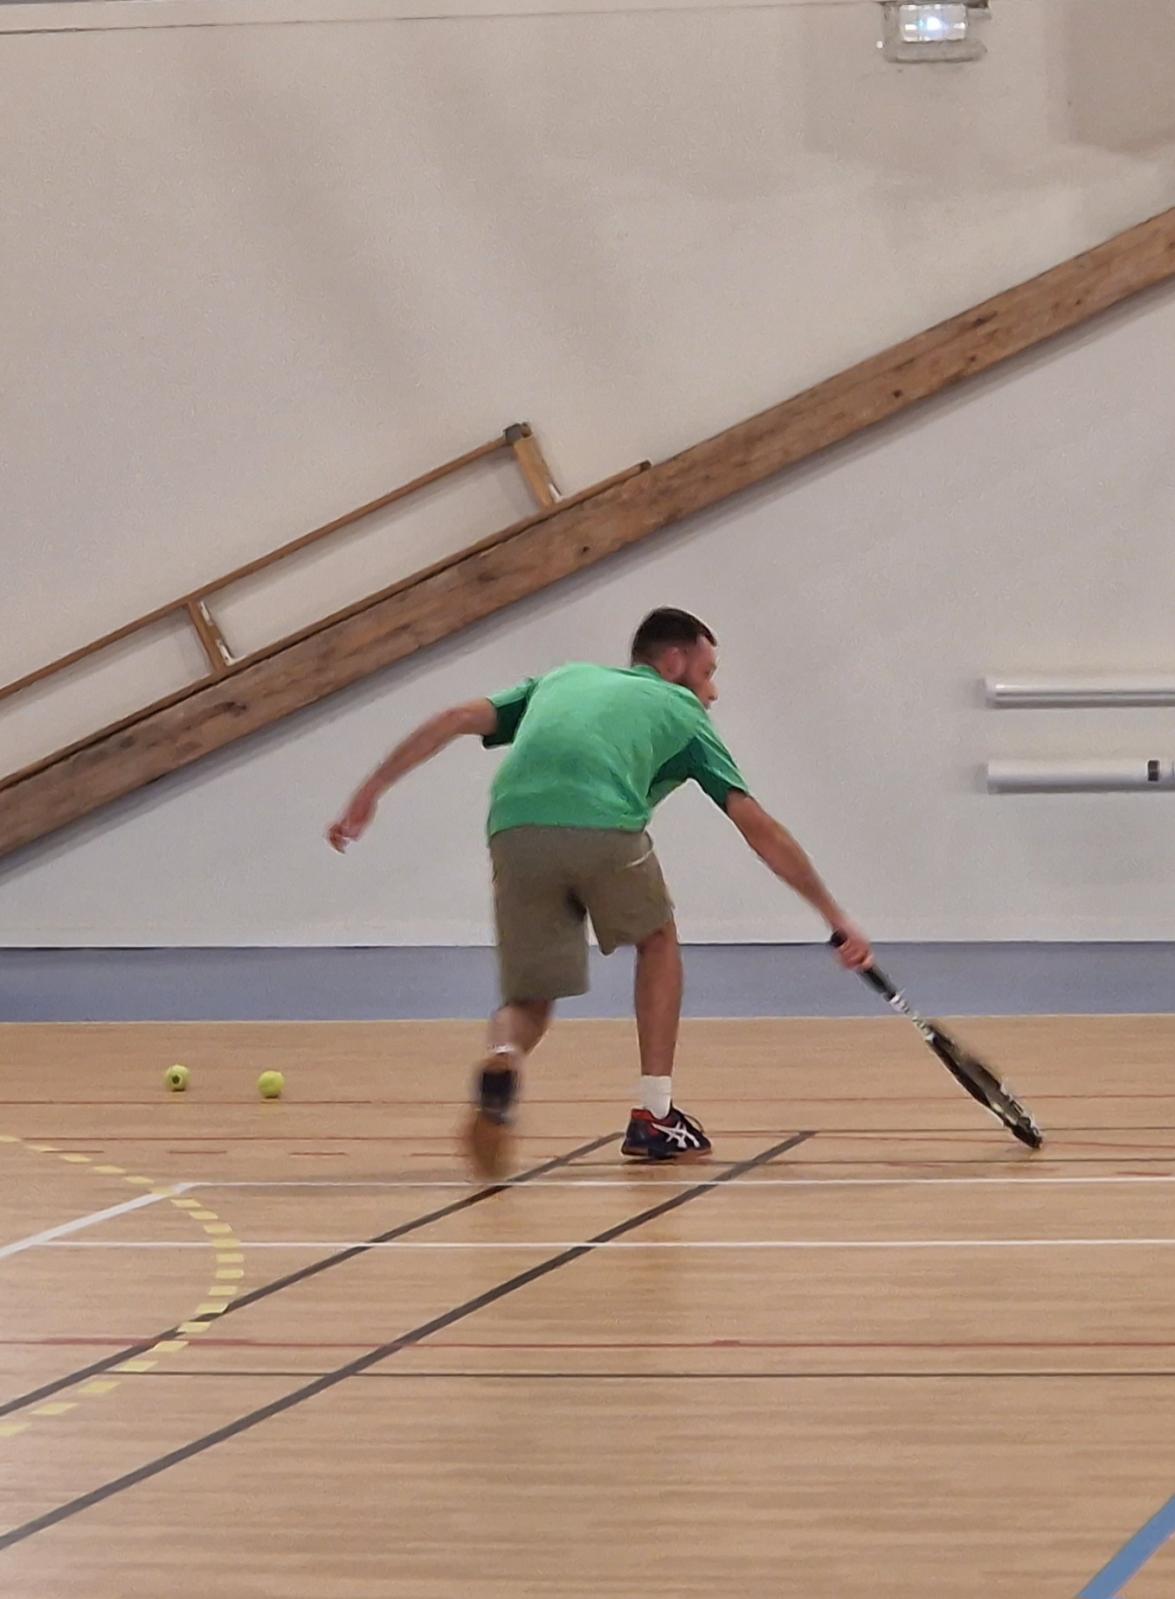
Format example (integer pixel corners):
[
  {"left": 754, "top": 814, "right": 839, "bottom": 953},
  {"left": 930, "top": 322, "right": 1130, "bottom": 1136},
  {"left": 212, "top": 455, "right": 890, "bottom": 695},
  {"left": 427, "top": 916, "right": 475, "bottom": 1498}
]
[
  {"left": 326, "top": 699, "right": 499, "bottom": 852},
  {"left": 725, "top": 791, "right": 872, "bottom": 970}
]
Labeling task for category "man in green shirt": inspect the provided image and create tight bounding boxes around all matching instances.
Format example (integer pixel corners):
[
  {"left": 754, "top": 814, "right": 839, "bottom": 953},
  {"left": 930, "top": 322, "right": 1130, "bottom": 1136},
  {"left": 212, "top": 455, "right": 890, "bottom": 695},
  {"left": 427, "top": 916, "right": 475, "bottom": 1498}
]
[{"left": 328, "top": 607, "right": 872, "bottom": 1174}]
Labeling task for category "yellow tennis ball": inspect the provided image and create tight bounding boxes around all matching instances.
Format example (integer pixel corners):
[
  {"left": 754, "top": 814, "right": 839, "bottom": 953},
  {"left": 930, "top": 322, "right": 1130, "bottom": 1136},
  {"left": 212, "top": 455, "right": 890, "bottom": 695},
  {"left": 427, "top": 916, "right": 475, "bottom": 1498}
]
[
  {"left": 166, "top": 1064, "right": 191, "bottom": 1092},
  {"left": 257, "top": 1070, "right": 284, "bottom": 1100}
]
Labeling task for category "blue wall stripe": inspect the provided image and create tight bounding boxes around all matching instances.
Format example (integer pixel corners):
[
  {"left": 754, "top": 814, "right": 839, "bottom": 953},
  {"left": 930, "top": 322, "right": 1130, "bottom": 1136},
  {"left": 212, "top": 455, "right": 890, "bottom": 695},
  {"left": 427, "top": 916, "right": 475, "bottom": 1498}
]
[{"left": 3, "top": 942, "right": 1175, "bottom": 1023}]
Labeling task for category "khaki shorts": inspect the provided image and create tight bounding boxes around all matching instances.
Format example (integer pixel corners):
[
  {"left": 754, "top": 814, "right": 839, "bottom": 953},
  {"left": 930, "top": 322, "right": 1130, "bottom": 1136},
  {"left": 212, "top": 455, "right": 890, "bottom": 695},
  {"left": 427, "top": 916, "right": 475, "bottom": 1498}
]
[{"left": 490, "top": 826, "right": 674, "bottom": 1002}]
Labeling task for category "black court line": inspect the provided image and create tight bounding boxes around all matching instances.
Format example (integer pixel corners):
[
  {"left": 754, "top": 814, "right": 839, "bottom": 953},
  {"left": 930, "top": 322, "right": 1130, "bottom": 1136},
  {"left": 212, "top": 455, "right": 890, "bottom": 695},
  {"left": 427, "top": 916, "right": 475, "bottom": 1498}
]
[
  {"left": 0, "top": 1132, "right": 617, "bottom": 1420},
  {"left": 0, "top": 1132, "right": 811, "bottom": 1551}
]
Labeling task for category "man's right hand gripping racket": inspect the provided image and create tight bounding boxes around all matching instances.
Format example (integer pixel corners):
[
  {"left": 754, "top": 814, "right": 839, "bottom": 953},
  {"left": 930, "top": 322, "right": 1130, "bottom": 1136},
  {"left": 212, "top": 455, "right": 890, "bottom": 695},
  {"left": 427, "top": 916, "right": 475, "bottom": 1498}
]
[{"left": 831, "top": 935, "right": 1044, "bottom": 1151}]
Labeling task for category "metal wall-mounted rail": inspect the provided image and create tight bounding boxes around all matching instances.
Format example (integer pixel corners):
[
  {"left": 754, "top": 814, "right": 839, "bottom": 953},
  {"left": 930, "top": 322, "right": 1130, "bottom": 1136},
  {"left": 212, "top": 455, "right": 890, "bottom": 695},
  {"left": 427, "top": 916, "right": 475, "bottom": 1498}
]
[
  {"left": 986, "top": 676, "right": 1175, "bottom": 708},
  {"left": 987, "top": 759, "right": 1175, "bottom": 792}
]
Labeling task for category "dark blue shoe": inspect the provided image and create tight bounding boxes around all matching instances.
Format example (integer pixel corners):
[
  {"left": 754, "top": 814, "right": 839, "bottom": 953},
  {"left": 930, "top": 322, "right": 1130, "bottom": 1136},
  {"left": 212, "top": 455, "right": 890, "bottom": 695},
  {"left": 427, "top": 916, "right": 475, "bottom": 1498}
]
[
  {"left": 463, "top": 1063, "right": 518, "bottom": 1179},
  {"left": 621, "top": 1105, "right": 711, "bottom": 1161}
]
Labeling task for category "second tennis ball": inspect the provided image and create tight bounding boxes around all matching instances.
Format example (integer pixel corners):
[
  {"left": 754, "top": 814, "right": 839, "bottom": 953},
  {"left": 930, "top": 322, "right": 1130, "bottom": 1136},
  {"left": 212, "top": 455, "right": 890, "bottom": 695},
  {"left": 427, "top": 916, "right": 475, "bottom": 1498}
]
[
  {"left": 166, "top": 1064, "right": 191, "bottom": 1092},
  {"left": 257, "top": 1070, "right": 285, "bottom": 1100}
]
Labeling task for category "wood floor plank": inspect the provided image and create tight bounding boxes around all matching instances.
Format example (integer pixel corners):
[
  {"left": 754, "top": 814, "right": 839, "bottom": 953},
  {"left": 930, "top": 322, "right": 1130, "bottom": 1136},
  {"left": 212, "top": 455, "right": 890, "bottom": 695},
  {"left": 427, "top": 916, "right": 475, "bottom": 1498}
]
[{"left": 1, "top": 1017, "right": 1172, "bottom": 1597}]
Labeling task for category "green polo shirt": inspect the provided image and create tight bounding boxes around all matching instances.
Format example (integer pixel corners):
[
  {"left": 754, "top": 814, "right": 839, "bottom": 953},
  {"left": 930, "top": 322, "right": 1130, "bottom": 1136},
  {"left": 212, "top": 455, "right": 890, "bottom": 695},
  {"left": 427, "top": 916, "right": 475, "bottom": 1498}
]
[{"left": 483, "top": 662, "right": 748, "bottom": 836}]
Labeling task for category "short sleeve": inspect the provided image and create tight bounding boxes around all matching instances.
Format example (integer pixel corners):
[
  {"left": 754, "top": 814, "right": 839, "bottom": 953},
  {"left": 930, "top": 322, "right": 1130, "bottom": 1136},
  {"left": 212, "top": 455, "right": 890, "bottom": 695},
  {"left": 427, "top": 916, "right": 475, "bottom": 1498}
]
[
  {"left": 681, "top": 722, "right": 749, "bottom": 809},
  {"left": 482, "top": 679, "right": 539, "bottom": 748}
]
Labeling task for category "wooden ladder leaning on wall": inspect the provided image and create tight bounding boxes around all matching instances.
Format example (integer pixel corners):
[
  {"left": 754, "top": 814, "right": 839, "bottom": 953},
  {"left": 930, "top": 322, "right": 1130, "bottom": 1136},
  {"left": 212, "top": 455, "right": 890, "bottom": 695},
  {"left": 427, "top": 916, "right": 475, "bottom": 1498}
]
[{"left": 0, "top": 423, "right": 649, "bottom": 797}]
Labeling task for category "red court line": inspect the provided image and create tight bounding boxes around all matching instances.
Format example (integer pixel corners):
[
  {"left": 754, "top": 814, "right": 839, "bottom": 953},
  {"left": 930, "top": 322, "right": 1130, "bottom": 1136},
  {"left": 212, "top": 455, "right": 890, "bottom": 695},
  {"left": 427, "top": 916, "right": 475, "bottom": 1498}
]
[
  {"left": 683, "top": 1155, "right": 1175, "bottom": 1169},
  {"left": 766, "top": 1132, "right": 1175, "bottom": 1151},
  {"left": 775, "top": 1128, "right": 1175, "bottom": 1139},
  {"left": 9, "top": 1134, "right": 608, "bottom": 1143},
  {"left": 22, "top": 1130, "right": 1175, "bottom": 1144},
  {"left": 0, "top": 1091, "right": 1172, "bottom": 1107},
  {"left": 27, "top": 1120, "right": 1175, "bottom": 1138},
  {"left": 1054, "top": 1138, "right": 1175, "bottom": 1153}
]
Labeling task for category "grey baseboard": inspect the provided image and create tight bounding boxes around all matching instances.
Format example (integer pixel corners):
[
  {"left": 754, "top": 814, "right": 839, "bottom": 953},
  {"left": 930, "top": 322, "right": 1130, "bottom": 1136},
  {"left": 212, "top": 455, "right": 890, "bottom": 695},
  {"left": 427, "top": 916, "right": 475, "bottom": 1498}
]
[{"left": 2, "top": 943, "right": 1173, "bottom": 1022}]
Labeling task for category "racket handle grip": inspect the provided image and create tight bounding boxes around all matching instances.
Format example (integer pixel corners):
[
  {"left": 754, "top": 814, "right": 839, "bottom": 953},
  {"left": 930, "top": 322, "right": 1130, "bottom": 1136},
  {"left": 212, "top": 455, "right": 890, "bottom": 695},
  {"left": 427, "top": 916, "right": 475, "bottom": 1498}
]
[{"left": 828, "top": 933, "right": 896, "bottom": 1000}]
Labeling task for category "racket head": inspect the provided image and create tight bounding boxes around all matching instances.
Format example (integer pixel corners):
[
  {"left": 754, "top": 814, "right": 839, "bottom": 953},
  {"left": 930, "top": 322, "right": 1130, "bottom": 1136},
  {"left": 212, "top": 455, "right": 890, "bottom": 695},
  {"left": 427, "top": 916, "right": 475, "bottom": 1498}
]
[
  {"left": 829, "top": 933, "right": 1045, "bottom": 1149},
  {"left": 924, "top": 1023, "right": 1044, "bottom": 1149}
]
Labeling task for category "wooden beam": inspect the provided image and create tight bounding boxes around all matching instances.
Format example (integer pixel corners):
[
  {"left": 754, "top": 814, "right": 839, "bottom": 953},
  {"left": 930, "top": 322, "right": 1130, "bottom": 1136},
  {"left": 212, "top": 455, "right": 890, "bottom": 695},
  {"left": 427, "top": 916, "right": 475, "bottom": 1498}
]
[{"left": 2, "top": 206, "right": 1173, "bottom": 859}]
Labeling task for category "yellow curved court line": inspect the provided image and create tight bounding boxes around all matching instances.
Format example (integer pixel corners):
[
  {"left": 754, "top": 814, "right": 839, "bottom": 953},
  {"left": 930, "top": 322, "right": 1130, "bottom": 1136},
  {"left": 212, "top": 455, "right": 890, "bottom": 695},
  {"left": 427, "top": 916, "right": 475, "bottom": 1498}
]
[{"left": 0, "top": 1135, "right": 244, "bottom": 1440}]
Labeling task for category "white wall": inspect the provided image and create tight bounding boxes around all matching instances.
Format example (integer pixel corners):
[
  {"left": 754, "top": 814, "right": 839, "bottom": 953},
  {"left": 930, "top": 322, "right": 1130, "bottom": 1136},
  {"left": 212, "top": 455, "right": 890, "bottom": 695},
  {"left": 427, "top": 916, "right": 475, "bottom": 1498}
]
[{"left": 2, "top": 0, "right": 1174, "bottom": 944}]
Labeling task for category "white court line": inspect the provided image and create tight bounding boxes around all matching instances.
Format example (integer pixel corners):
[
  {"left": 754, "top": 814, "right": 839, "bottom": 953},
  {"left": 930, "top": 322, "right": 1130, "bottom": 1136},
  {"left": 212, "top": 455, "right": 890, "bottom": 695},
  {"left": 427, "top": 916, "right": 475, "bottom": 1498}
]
[
  {"left": 0, "top": 1185, "right": 191, "bottom": 1262},
  {"left": 39, "top": 1235, "right": 1175, "bottom": 1251},
  {"left": 186, "top": 1175, "right": 1175, "bottom": 1191}
]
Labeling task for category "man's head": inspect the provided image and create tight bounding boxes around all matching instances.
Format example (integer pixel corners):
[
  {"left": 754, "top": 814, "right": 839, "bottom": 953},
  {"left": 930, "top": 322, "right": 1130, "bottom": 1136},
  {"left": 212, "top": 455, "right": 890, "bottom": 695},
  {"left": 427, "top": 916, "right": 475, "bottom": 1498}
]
[{"left": 630, "top": 608, "right": 719, "bottom": 707}]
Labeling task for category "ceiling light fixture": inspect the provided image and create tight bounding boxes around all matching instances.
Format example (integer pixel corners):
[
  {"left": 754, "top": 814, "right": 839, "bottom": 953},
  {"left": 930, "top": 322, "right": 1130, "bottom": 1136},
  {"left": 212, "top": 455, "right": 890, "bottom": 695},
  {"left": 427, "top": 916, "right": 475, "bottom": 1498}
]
[{"left": 879, "top": 2, "right": 990, "bottom": 63}]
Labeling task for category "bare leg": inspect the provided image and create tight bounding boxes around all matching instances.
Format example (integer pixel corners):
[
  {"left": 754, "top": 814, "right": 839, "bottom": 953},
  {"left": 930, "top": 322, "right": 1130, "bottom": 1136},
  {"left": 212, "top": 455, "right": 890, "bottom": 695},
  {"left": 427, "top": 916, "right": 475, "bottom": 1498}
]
[
  {"left": 624, "top": 919, "right": 710, "bottom": 1157},
  {"left": 634, "top": 920, "right": 682, "bottom": 1083}
]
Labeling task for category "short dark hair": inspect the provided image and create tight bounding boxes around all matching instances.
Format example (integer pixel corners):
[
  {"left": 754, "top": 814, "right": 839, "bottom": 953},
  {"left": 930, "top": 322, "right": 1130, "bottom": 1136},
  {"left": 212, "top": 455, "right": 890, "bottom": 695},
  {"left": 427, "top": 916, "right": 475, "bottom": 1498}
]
[{"left": 630, "top": 608, "right": 716, "bottom": 664}]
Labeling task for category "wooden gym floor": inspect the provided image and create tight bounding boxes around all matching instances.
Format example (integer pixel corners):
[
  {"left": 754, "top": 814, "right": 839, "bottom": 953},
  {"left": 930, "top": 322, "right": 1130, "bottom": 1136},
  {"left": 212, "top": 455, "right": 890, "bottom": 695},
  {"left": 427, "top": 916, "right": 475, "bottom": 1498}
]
[{"left": 2, "top": 1016, "right": 1174, "bottom": 1598}]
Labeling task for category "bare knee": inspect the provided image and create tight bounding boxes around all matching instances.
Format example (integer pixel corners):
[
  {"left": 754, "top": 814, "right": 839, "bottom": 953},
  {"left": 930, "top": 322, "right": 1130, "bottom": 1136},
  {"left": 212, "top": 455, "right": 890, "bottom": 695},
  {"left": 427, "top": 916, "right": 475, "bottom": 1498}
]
[{"left": 637, "top": 919, "right": 679, "bottom": 957}]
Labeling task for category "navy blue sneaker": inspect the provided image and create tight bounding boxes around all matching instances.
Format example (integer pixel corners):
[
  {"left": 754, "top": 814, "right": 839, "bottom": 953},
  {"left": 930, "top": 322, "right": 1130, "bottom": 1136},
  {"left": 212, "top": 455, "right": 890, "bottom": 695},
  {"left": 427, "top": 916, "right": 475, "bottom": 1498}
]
[{"left": 621, "top": 1105, "right": 711, "bottom": 1161}]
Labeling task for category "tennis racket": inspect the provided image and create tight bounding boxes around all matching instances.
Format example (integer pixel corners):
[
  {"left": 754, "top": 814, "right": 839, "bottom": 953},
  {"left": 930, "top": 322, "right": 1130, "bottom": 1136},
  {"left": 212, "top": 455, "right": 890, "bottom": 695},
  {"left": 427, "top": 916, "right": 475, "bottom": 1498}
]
[{"left": 830, "top": 935, "right": 1044, "bottom": 1150}]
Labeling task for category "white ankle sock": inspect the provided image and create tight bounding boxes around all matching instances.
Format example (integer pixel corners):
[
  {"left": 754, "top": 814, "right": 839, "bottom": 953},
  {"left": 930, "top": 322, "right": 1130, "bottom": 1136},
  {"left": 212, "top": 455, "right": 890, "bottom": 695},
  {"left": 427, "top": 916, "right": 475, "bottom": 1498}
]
[{"left": 638, "top": 1076, "right": 673, "bottom": 1119}]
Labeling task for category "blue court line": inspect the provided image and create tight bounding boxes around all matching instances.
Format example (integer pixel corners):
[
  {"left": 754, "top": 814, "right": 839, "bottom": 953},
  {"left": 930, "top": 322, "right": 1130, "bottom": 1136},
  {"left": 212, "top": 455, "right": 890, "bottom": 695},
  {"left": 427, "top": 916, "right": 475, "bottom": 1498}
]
[{"left": 1078, "top": 1495, "right": 1175, "bottom": 1598}]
